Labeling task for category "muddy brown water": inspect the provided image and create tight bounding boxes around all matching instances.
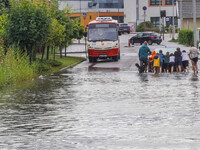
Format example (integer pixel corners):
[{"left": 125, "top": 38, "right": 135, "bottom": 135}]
[{"left": 0, "top": 66, "right": 200, "bottom": 150}]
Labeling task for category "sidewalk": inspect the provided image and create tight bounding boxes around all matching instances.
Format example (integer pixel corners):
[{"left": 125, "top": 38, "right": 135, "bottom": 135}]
[{"left": 161, "top": 33, "right": 189, "bottom": 51}]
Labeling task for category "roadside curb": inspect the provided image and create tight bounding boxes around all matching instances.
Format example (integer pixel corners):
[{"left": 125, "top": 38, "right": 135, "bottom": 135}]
[{"left": 59, "top": 59, "right": 86, "bottom": 71}]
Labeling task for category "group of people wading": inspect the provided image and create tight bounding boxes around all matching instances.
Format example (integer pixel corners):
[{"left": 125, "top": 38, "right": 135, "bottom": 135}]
[{"left": 138, "top": 41, "right": 199, "bottom": 74}]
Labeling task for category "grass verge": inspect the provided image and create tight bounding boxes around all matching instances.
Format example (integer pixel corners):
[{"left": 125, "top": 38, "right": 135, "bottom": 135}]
[{"left": 0, "top": 51, "right": 85, "bottom": 88}]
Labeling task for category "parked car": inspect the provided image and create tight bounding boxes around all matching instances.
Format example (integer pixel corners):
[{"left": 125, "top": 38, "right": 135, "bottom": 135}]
[
  {"left": 118, "top": 23, "right": 130, "bottom": 34},
  {"left": 130, "top": 32, "right": 162, "bottom": 45}
]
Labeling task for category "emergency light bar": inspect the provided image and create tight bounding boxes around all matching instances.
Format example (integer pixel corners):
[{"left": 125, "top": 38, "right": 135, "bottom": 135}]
[{"left": 96, "top": 17, "right": 113, "bottom": 22}]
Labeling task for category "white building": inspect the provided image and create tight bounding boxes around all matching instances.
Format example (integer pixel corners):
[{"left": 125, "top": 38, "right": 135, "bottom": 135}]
[{"left": 124, "top": 0, "right": 178, "bottom": 30}]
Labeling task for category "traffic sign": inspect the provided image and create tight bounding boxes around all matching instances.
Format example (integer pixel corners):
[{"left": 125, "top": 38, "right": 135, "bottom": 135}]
[
  {"left": 166, "top": 17, "right": 170, "bottom": 23},
  {"left": 83, "top": 13, "right": 87, "bottom": 18},
  {"left": 143, "top": 6, "right": 147, "bottom": 11}
]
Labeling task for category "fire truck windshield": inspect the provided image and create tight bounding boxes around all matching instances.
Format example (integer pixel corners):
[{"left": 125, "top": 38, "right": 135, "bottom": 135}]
[{"left": 88, "top": 23, "right": 118, "bottom": 41}]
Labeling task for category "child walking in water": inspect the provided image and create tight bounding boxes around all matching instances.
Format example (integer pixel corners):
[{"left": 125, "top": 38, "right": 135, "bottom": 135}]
[
  {"left": 164, "top": 52, "right": 170, "bottom": 73},
  {"left": 154, "top": 53, "right": 160, "bottom": 74},
  {"left": 159, "top": 50, "right": 164, "bottom": 73},
  {"left": 169, "top": 53, "right": 175, "bottom": 73}
]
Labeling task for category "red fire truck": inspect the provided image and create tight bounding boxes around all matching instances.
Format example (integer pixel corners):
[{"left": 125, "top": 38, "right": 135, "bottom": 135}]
[{"left": 86, "top": 17, "right": 120, "bottom": 63}]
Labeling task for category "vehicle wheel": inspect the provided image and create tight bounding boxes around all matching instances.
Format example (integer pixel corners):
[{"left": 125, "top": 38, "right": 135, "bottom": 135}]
[
  {"left": 127, "top": 31, "right": 130, "bottom": 34},
  {"left": 113, "top": 56, "right": 118, "bottom": 61},
  {"left": 148, "top": 40, "right": 152, "bottom": 45},
  {"left": 132, "top": 42, "right": 134, "bottom": 45},
  {"left": 93, "top": 57, "right": 97, "bottom": 62},
  {"left": 118, "top": 53, "right": 121, "bottom": 60},
  {"left": 157, "top": 42, "right": 161, "bottom": 45},
  {"left": 89, "top": 57, "right": 93, "bottom": 63}
]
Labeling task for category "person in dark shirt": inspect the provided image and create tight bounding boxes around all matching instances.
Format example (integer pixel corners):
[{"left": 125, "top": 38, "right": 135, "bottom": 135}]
[
  {"left": 138, "top": 41, "right": 152, "bottom": 72},
  {"left": 174, "top": 47, "right": 182, "bottom": 72}
]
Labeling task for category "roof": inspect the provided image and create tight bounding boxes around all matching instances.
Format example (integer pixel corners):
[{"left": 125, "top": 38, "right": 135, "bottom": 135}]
[
  {"left": 177, "top": 0, "right": 200, "bottom": 18},
  {"left": 88, "top": 17, "right": 118, "bottom": 25}
]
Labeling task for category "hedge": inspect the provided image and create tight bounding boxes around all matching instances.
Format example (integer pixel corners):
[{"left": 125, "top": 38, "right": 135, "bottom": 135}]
[{"left": 178, "top": 30, "right": 194, "bottom": 46}]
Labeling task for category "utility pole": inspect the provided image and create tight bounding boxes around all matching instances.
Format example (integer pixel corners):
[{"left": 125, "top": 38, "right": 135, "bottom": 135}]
[
  {"left": 172, "top": 0, "right": 175, "bottom": 40},
  {"left": 193, "top": 0, "right": 197, "bottom": 47},
  {"left": 118, "top": 0, "right": 119, "bottom": 23},
  {"left": 159, "top": 0, "right": 162, "bottom": 33},
  {"left": 180, "top": 0, "right": 183, "bottom": 30},
  {"left": 136, "top": 0, "right": 139, "bottom": 26},
  {"left": 80, "top": 0, "right": 81, "bottom": 23}
]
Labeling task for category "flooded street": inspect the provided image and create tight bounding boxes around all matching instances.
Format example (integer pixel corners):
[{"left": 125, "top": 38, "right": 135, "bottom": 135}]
[{"left": 0, "top": 34, "right": 200, "bottom": 150}]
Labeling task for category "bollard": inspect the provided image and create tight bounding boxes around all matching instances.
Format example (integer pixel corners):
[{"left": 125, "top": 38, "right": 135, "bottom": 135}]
[{"left": 128, "top": 39, "right": 130, "bottom": 47}]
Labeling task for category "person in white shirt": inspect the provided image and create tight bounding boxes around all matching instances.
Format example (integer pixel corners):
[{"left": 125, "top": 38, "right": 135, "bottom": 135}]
[
  {"left": 188, "top": 45, "right": 199, "bottom": 74},
  {"left": 169, "top": 53, "right": 175, "bottom": 73},
  {"left": 182, "top": 50, "right": 189, "bottom": 72},
  {"left": 198, "top": 43, "right": 200, "bottom": 51}
]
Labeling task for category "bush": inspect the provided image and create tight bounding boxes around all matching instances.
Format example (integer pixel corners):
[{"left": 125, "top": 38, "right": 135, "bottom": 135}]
[
  {"left": 136, "top": 21, "right": 154, "bottom": 32},
  {"left": 46, "top": 59, "right": 62, "bottom": 67},
  {"left": 144, "top": 27, "right": 160, "bottom": 33},
  {"left": 178, "top": 30, "right": 194, "bottom": 46}
]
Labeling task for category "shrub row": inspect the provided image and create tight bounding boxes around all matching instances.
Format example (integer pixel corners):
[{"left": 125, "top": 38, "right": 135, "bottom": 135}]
[{"left": 178, "top": 30, "right": 194, "bottom": 46}]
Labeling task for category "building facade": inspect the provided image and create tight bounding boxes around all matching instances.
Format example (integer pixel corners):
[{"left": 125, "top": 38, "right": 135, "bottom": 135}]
[
  {"left": 59, "top": 0, "right": 124, "bottom": 26},
  {"left": 177, "top": 0, "right": 200, "bottom": 30},
  {"left": 124, "top": 0, "right": 178, "bottom": 30}
]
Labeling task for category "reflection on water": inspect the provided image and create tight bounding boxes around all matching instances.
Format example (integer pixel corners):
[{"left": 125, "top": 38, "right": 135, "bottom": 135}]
[{"left": 0, "top": 68, "right": 200, "bottom": 150}]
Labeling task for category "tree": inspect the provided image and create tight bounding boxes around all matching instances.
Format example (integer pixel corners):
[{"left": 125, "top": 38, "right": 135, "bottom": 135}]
[
  {"left": 6, "top": 0, "right": 51, "bottom": 64},
  {"left": 46, "top": 18, "right": 65, "bottom": 60}
]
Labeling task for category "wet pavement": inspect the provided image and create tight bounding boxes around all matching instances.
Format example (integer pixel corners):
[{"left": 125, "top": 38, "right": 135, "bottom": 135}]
[{"left": 0, "top": 34, "right": 200, "bottom": 150}]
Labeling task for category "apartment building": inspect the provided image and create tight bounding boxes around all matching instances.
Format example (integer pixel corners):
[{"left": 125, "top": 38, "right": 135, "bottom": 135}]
[
  {"left": 177, "top": 0, "right": 200, "bottom": 30},
  {"left": 59, "top": 0, "right": 124, "bottom": 26},
  {"left": 124, "top": 0, "right": 178, "bottom": 30}
]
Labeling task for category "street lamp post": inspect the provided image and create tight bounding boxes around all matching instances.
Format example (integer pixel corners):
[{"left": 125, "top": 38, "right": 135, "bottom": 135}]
[
  {"left": 118, "top": 0, "right": 119, "bottom": 23},
  {"left": 172, "top": 0, "right": 175, "bottom": 40},
  {"left": 80, "top": 0, "right": 81, "bottom": 23},
  {"left": 180, "top": 0, "right": 183, "bottom": 30},
  {"left": 193, "top": 0, "right": 197, "bottom": 47}
]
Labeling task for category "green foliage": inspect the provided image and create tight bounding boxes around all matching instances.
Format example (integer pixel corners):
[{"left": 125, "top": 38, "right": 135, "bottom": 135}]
[
  {"left": 178, "top": 30, "right": 194, "bottom": 46},
  {"left": 0, "top": 14, "right": 7, "bottom": 39},
  {"left": 46, "top": 59, "right": 62, "bottom": 67},
  {"left": 46, "top": 18, "right": 66, "bottom": 47},
  {"left": 6, "top": 0, "right": 51, "bottom": 49},
  {"left": 0, "top": 47, "right": 36, "bottom": 87},
  {"left": 136, "top": 21, "right": 154, "bottom": 32}
]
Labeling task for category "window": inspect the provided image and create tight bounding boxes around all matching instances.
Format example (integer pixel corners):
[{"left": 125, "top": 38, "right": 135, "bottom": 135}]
[
  {"left": 151, "top": 17, "right": 160, "bottom": 27},
  {"left": 90, "top": 16, "right": 92, "bottom": 20},
  {"left": 165, "top": 0, "right": 176, "bottom": 5},
  {"left": 99, "top": 0, "right": 124, "bottom": 8},
  {"left": 150, "top": 0, "right": 162, "bottom": 5}
]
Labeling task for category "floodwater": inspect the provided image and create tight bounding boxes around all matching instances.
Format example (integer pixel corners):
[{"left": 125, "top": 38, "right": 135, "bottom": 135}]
[{"left": 0, "top": 66, "right": 200, "bottom": 150}]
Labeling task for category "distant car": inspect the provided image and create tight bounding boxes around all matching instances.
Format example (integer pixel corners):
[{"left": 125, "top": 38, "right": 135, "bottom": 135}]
[
  {"left": 118, "top": 23, "right": 130, "bottom": 34},
  {"left": 130, "top": 32, "right": 162, "bottom": 45}
]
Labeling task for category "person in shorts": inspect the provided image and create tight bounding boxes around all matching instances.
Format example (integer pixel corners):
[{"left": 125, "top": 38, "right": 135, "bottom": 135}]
[
  {"left": 188, "top": 44, "right": 199, "bottom": 74},
  {"left": 169, "top": 53, "right": 175, "bottom": 73},
  {"left": 174, "top": 47, "right": 182, "bottom": 72},
  {"left": 138, "top": 41, "right": 152, "bottom": 73},
  {"left": 163, "top": 52, "right": 170, "bottom": 73},
  {"left": 182, "top": 50, "right": 189, "bottom": 72}
]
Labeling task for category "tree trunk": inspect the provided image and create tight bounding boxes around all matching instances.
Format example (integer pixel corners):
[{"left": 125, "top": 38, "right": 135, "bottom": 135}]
[
  {"left": 51, "top": 47, "right": 53, "bottom": 54},
  {"left": 59, "top": 46, "right": 62, "bottom": 58},
  {"left": 53, "top": 47, "right": 56, "bottom": 61},
  {"left": 32, "top": 46, "right": 36, "bottom": 61},
  {"left": 65, "top": 43, "right": 67, "bottom": 57},
  {"left": 41, "top": 45, "right": 45, "bottom": 62},
  {"left": 46, "top": 46, "right": 50, "bottom": 60},
  {"left": 29, "top": 46, "right": 32, "bottom": 65}
]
